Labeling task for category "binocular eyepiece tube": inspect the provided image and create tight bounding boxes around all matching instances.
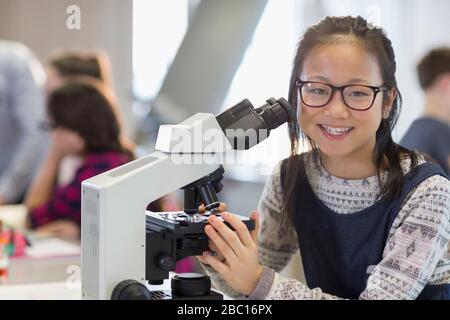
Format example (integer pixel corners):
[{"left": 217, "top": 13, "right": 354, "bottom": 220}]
[{"left": 216, "top": 97, "right": 294, "bottom": 150}]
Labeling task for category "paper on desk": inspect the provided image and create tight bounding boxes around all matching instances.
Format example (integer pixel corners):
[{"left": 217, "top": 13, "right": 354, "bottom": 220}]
[
  {"left": 0, "top": 204, "right": 27, "bottom": 229},
  {"left": 25, "top": 237, "right": 80, "bottom": 258},
  {"left": 0, "top": 282, "right": 81, "bottom": 300}
]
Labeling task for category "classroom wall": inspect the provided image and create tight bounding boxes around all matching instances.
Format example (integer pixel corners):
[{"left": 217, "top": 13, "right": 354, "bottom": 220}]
[{"left": 0, "top": 0, "right": 134, "bottom": 137}]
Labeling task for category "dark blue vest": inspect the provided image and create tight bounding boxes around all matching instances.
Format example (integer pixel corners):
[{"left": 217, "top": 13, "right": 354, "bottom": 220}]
[{"left": 281, "top": 158, "right": 450, "bottom": 300}]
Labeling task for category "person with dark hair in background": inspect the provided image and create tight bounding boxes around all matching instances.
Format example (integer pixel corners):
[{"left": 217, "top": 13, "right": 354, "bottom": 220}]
[
  {"left": 0, "top": 41, "right": 46, "bottom": 205},
  {"left": 198, "top": 16, "right": 450, "bottom": 300},
  {"left": 25, "top": 78, "right": 133, "bottom": 239},
  {"left": 45, "top": 50, "right": 112, "bottom": 91},
  {"left": 400, "top": 47, "right": 450, "bottom": 174},
  {"left": 44, "top": 51, "right": 134, "bottom": 153},
  {"left": 43, "top": 51, "right": 168, "bottom": 213}
]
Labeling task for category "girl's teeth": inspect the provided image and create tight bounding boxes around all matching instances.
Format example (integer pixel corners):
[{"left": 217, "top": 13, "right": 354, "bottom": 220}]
[{"left": 321, "top": 125, "right": 353, "bottom": 135}]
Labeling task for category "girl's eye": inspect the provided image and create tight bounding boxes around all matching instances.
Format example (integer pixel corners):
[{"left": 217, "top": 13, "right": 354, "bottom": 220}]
[
  {"left": 348, "top": 91, "right": 369, "bottom": 97},
  {"left": 307, "top": 88, "right": 328, "bottom": 95}
]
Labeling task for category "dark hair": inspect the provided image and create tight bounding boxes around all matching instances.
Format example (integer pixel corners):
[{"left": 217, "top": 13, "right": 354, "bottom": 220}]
[
  {"left": 282, "top": 16, "right": 418, "bottom": 225},
  {"left": 417, "top": 47, "right": 450, "bottom": 90},
  {"left": 48, "top": 51, "right": 112, "bottom": 86},
  {"left": 47, "top": 77, "right": 134, "bottom": 158}
]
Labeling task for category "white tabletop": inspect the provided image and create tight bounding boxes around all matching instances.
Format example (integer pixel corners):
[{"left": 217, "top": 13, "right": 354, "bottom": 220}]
[
  {"left": 0, "top": 205, "right": 82, "bottom": 299},
  {"left": 0, "top": 205, "right": 227, "bottom": 300}
]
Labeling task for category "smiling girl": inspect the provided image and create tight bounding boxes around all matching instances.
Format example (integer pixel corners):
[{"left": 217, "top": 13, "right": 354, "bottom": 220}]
[{"left": 199, "top": 16, "right": 450, "bottom": 300}]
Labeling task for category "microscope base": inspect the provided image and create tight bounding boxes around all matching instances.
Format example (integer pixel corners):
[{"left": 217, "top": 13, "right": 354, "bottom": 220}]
[{"left": 150, "top": 290, "right": 223, "bottom": 300}]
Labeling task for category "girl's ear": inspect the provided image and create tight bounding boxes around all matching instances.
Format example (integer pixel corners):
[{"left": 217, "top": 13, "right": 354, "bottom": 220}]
[{"left": 382, "top": 88, "right": 397, "bottom": 119}]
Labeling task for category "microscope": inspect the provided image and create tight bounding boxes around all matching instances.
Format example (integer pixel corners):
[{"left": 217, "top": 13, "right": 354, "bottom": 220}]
[{"left": 81, "top": 97, "right": 293, "bottom": 300}]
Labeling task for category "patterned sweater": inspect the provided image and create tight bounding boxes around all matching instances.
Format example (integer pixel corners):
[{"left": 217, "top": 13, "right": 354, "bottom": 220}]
[{"left": 202, "top": 152, "right": 450, "bottom": 299}]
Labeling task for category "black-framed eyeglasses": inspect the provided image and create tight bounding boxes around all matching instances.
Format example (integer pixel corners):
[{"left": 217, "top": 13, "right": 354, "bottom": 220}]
[{"left": 296, "top": 79, "right": 388, "bottom": 111}]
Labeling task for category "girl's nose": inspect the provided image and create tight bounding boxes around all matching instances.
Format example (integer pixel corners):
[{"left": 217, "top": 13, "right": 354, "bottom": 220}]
[{"left": 323, "top": 91, "right": 351, "bottom": 118}]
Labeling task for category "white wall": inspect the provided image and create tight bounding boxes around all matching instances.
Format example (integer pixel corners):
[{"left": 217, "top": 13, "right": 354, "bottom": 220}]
[{"left": 0, "top": 0, "right": 134, "bottom": 137}]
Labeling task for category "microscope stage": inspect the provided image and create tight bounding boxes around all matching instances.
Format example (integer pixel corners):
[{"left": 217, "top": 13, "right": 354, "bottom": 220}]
[{"left": 146, "top": 211, "right": 255, "bottom": 234}]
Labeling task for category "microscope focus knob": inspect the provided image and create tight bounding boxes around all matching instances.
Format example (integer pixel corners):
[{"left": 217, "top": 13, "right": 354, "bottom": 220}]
[
  {"left": 171, "top": 273, "right": 211, "bottom": 297},
  {"left": 158, "top": 254, "right": 176, "bottom": 271},
  {"left": 111, "top": 280, "right": 151, "bottom": 300}
]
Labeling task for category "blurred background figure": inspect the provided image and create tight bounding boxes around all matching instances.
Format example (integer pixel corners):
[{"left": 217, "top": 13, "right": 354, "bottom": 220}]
[
  {"left": 45, "top": 51, "right": 113, "bottom": 93},
  {"left": 0, "top": 40, "right": 46, "bottom": 205},
  {"left": 400, "top": 47, "right": 450, "bottom": 175},
  {"left": 25, "top": 78, "right": 134, "bottom": 239},
  {"left": 44, "top": 50, "right": 177, "bottom": 213},
  {"left": 44, "top": 51, "right": 135, "bottom": 186}
]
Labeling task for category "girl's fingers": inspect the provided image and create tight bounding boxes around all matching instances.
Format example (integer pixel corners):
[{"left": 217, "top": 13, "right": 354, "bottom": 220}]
[
  {"left": 208, "top": 242, "right": 226, "bottom": 262},
  {"left": 201, "top": 251, "right": 228, "bottom": 275},
  {"left": 220, "top": 212, "right": 254, "bottom": 247},
  {"left": 249, "top": 211, "right": 260, "bottom": 243},
  {"left": 197, "top": 255, "right": 208, "bottom": 265},
  {"left": 204, "top": 224, "right": 238, "bottom": 264},
  {"left": 207, "top": 215, "right": 246, "bottom": 257}
]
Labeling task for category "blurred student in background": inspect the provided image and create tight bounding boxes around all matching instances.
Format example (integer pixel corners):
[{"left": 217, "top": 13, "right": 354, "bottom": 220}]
[
  {"left": 44, "top": 50, "right": 174, "bottom": 213},
  {"left": 45, "top": 50, "right": 112, "bottom": 91},
  {"left": 0, "top": 40, "right": 46, "bottom": 205},
  {"left": 25, "top": 78, "right": 133, "bottom": 238},
  {"left": 45, "top": 51, "right": 134, "bottom": 160},
  {"left": 44, "top": 51, "right": 116, "bottom": 187},
  {"left": 401, "top": 47, "right": 450, "bottom": 174}
]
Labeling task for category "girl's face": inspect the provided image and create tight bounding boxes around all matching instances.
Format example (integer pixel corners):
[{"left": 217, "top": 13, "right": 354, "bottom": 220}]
[{"left": 298, "top": 42, "right": 392, "bottom": 160}]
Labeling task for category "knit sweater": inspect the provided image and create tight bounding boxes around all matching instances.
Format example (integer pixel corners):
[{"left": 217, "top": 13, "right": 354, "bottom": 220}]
[{"left": 202, "top": 152, "right": 450, "bottom": 300}]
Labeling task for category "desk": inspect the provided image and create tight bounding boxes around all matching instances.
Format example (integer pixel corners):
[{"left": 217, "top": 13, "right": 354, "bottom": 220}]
[
  {"left": 2, "top": 258, "right": 230, "bottom": 299},
  {"left": 0, "top": 204, "right": 27, "bottom": 229},
  {"left": 0, "top": 205, "right": 82, "bottom": 299},
  {"left": 0, "top": 242, "right": 81, "bottom": 299},
  {"left": 0, "top": 281, "right": 81, "bottom": 300},
  {"left": 0, "top": 255, "right": 81, "bottom": 299},
  {"left": 0, "top": 206, "right": 227, "bottom": 300},
  {"left": 8, "top": 255, "right": 80, "bottom": 285}
]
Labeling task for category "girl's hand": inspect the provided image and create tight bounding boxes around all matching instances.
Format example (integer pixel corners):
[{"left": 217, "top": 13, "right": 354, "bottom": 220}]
[
  {"left": 197, "top": 202, "right": 227, "bottom": 263},
  {"left": 50, "top": 128, "right": 85, "bottom": 159},
  {"left": 200, "top": 210, "right": 262, "bottom": 296}
]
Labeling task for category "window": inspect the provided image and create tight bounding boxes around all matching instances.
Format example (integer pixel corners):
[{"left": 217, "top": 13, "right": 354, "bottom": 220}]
[
  {"left": 220, "top": 0, "right": 301, "bottom": 176},
  {"left": 132, "top": 0, "right": 189, "bottom": 101}
]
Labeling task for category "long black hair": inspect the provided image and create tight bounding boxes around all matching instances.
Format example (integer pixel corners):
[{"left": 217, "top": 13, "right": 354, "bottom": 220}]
[{"left": 282, "top": 16, "right": 418, "bottom": 225}]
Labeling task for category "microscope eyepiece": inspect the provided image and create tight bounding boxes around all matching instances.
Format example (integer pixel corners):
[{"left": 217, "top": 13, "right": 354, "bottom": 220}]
[
  {"left": 216, "top": 97, "right": 294, "bottom": 150},
  {"left": 255, "top": 97, "right": 293, "bottom": 130}
]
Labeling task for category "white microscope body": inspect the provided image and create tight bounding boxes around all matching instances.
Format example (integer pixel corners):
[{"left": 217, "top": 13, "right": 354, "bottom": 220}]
[{"left": 81, "top": 98, "right": 292, "bottom": 299}]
